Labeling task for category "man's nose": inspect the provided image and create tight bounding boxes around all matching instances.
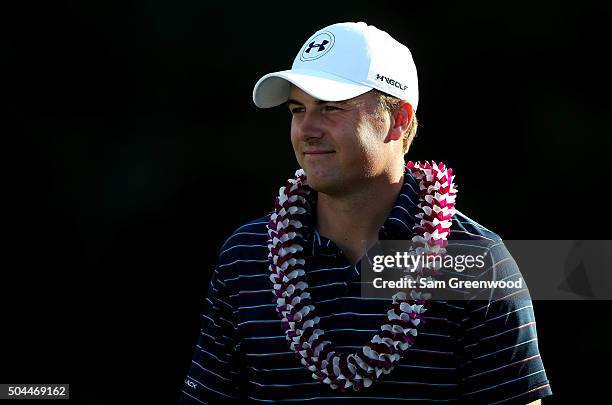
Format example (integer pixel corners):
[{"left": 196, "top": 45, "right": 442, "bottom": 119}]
[{"left": 297, "top": 110, "right": 325, "bottom": 140}]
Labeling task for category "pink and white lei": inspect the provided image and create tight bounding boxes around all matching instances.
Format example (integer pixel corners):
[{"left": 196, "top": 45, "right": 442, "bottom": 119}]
[{"left": 266, "top": 161, "right": 457, "bottom": 391}]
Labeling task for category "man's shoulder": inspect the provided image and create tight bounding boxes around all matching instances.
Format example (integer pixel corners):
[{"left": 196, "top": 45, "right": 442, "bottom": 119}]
[
  {"left": 220, "top": 214, "right": 272, "bottom": 250},
  {"left": 215, "top": 214, "right": 272, "bottom": 279},
  {"left": 449, "top": 209, "right": 503, "bottom": 245}
]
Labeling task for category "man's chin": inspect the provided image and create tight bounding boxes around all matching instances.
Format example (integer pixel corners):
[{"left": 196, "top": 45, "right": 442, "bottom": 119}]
[{"left": 305, "top": 175, "right": 343, "bottom": 196}]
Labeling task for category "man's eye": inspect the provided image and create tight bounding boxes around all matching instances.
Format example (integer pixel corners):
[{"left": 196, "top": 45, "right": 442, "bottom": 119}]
[{"left": 288, "top": 106, "right": 340, "bottom": 113}]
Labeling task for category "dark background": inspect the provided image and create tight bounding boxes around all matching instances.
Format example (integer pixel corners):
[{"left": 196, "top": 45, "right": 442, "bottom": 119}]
[{"left": 4, "top": 0, "right": 612, "bottom": 403}]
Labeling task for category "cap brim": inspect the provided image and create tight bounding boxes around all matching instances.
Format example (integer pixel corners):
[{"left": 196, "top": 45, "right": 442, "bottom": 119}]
[{"left": 252, "top": 69, "right": 373, "bottom": 108}]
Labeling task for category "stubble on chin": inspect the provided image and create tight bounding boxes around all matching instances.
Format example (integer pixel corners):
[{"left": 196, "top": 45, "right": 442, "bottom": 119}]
[{"left": 304, "top": 171, "right": 346, "bottom": 196}]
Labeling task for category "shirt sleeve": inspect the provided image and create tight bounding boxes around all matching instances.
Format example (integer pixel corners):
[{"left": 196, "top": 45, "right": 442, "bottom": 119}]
[
  {"left": 179, "top": 264, "right": 242, "bottom": 403},
  {"left": 457, "top": 241, "right": 553, "bottom": 404}
]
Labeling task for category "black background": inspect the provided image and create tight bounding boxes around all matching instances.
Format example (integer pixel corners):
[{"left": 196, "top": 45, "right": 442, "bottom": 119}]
[{"left": 4, "top": 0, "right": 612, "bottom": 403}]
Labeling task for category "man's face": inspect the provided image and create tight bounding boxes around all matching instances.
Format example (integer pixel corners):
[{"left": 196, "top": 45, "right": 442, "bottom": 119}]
[{"left": 288, "top": 86, "right": 397, "bottom": 195}]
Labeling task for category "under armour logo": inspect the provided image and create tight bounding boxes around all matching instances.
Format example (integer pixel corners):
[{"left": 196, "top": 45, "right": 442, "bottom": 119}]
[
  {"left": 300, "top": 32, "right": 335, "bottom": 61},
  {"left": 305, "top": 40, "right": 329, "bottom": 53}
]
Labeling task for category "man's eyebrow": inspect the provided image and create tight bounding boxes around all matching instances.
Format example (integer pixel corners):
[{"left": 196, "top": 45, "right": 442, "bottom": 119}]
[{"left": 286, "top": 98, "right": 349, "bottom": 106}]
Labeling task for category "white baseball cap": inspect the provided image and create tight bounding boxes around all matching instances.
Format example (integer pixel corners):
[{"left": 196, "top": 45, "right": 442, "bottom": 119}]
[{"left": 252, "top": 22, "right": 419, "bottom": 111}]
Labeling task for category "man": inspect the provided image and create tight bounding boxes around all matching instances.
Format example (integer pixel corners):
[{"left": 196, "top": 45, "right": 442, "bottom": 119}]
[{"left": 179, "top": 22, "right": 552, "bottom": 404}]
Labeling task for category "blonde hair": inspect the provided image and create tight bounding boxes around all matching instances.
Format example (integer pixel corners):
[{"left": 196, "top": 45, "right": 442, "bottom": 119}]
[{"left": 372, "top": 89, "right": 418, "bottom": 154}]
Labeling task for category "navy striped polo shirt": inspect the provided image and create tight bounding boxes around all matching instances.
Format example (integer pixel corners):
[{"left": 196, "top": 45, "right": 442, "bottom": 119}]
[{"left": 179, "top": 168, "right": 553, "bottom": 404}]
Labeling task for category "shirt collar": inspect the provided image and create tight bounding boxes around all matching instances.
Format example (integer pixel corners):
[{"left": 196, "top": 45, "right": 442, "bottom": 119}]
[{"left": 307, "top": 166, "right": 422, "bottom": 256}]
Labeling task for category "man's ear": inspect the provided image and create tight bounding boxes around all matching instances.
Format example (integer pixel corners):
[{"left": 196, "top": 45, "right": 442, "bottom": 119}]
[{"left": 388, "top": 101, "right": 414, "bottom": 141}]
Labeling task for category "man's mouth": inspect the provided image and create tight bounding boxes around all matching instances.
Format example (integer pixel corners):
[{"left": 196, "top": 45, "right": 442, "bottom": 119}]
[{"left": 303, "top": 150, "right": 336, "bottom": 155}]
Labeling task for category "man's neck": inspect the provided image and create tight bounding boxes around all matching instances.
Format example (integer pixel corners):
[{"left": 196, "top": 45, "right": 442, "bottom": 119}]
[{"left": 316, "top": 169, "right": 405, "bottom": 265}]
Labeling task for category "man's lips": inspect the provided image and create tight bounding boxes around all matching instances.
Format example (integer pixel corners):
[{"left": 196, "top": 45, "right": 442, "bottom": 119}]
[{"left": 303, "top": 150, "right": 336, "bottom": 155}]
